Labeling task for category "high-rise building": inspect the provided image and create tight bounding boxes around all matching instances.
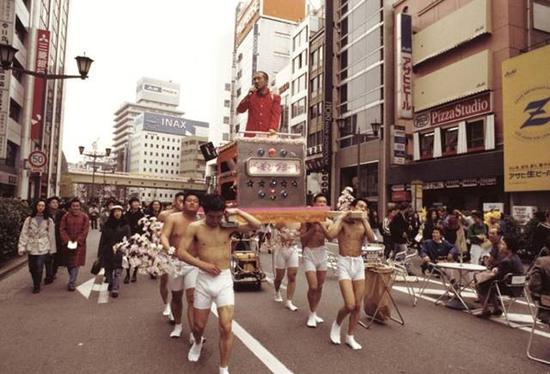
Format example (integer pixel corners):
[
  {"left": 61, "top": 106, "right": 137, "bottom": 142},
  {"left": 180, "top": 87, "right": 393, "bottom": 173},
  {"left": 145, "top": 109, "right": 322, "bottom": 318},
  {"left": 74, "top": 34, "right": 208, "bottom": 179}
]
[
  {"left": 288, "top": 13, "right": 323, "bottom": 137},
  {"left": 113, "top": 78, "right": 183, "bottom": 172},
  {"left": 390, "top": 0, "right": 550, "bottom": 211},
  {"left": 331, "top": 0, "right": 394, "bottom": 214},
  {"left": 127, "top": 112, "right": 208, "bottom": 202},
  {"left": 231, "top": 0, "right": 306, "bottom": 137},
  {"left": 1, "top": 0, "right": 71, "bottom": 199}
]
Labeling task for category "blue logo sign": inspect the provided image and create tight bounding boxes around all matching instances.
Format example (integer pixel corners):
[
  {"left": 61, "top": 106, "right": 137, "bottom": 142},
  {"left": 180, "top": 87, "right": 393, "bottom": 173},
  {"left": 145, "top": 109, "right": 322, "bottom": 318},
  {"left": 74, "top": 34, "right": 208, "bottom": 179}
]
[
  {"left": 521, "top": 96, "right": 550, "bottom": 129},
  {"left": 141, "top": 112, "right": 208, "bottom": 136}
]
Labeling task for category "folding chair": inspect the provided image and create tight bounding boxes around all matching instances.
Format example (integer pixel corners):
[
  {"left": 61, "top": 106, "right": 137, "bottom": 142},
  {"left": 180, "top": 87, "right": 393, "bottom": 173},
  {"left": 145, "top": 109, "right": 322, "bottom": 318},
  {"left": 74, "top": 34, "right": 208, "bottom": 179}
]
[
  {"left": 488, "top": 273, "right": 532, "bottom": 327},
  {"left": 526, "top": 291, "right": 550, "bottom": 365},
  {"left": 391, "top": 246, "right": 418, "bottom": 306}
]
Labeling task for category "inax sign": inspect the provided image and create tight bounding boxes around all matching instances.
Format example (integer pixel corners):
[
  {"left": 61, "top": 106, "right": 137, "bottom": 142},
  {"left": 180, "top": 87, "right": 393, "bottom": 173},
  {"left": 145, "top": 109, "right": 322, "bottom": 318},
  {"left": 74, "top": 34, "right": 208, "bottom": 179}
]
[
  {"left": 414, "top": 92, "right": 491, "bottom": 129},
  {"left": 140, "top": 112, "right": 208, "bottom": 136}
]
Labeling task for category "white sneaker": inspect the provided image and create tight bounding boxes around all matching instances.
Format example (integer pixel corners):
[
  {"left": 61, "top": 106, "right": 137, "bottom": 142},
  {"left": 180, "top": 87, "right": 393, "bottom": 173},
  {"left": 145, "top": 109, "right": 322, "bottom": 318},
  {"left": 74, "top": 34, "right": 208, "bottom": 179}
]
[
  {"left": 285, "top": 300, "right": 298, "bottom": 311},
  {"left": 306, "top": 314, "right": 317, "bottom": 328},
  {"left": 219, "top": 367, "right": 229, "bottom": 374},
  {"left": 314, "top": 313, "right": 324, "bottom": 324},
  {"left": 330, "top": 321, "right": 341, "bottom": 345},
  {"left": 188, "top": 337, "right": 205, "bottom": 362},
  {"left": 274, "top": 291, "right": 283, "bottom": 302},
  {"left": 189, "top": 332, "right": 195, "bottom": 345},
  {"left": 170, "top": 324, "right": 182, "bottom": 338},
  {"left": 345, "top": 335, "right": 362, "bottom": 350},
  {"left": 162, "top": 304, "right": 171, "bottom": 316}
]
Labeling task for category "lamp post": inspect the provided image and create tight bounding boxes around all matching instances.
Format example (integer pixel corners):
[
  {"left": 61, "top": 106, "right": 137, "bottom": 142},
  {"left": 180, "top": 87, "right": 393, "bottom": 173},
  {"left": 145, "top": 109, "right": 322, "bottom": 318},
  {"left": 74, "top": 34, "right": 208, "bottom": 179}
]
[
  {"left": 355, "top": 121, "right": 381, "bottom": 197},
  {"left": 0, "top": 43, "right": 93, "bottom": 200},
  {"left": 79, "top": 145, "right": 111, "bottom": 204}
]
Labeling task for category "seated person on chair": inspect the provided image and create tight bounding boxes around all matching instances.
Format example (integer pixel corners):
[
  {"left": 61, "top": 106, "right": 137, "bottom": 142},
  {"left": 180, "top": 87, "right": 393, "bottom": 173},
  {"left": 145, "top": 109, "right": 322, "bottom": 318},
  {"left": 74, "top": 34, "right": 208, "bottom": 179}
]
[
  {"left": 483, "top": 227, "right": 502, "bottom": 269},
  {"left": 420, "top": 227, "right": 459, "bottom": 273},
  {"left": 476, "top": 236, "right": 524, "bottom": 317},
  {"left": 528, "top": 236, "right": 550, "bottom": 323}
]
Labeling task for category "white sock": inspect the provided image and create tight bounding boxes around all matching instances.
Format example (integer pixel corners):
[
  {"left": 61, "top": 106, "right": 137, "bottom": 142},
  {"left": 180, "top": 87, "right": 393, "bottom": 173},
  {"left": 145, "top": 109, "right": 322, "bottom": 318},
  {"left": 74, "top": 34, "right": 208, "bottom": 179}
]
[
  {"left": 314, "top": 312, "right": 324, "bottom": 323},
  {"left": 330, "top": 321, "right": 341, "bottom": 344},
  {"left": 285, "top": 300, "right": 298, "bottom": 311},
  {"left": 163, "top": 303, "right": 171, "bottom": 315},
  {"left": 189, "top": 332, "right": 195, "bottom": 345},
  {"left": 345, "top": 335, "right": 362, "bottom": 350},
  {"left": 274, "top": 290, "right": 283, "bottom": 302},
  {"left": 219, "top": 367, "right": 229, "bottom": 374},
  {"left": 307, "top": 313, "right": 317, "bottom": 328},
  {"left": 170, "top": 323, "right": 182, "bottom": 338},
  {"left": 188, "top": 337, "right": 204, "bottom": 362}
]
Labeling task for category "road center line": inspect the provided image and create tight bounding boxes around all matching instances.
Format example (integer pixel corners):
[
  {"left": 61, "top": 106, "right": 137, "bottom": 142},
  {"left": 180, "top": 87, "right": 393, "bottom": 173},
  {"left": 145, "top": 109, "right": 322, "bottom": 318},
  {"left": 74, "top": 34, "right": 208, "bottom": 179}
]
[{"left": 211, "top": 306, "right": 293, "bottom": 374}]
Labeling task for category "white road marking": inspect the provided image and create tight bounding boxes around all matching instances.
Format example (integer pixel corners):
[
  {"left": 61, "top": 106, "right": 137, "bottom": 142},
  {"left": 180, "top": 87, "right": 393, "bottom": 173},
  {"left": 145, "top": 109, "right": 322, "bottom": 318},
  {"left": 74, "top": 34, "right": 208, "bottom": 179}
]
[
  {"left": 97, "top": 283, "right": 110, "bottom": 304},
  {"left": 211, "top": 306, "right": 293, "bottom": 374},
  {"left": 76, "top": 277, "right": 96, "bottom": 299}
]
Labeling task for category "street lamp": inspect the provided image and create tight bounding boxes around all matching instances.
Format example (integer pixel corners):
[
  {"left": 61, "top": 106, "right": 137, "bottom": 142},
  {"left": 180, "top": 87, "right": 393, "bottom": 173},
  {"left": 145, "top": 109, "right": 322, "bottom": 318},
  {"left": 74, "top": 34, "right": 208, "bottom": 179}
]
[
  {"left": 79, "top": 145, "right": 111, "bottom": 204},
  {"left": 1, "top": 43, "right": 93, "bottom": 200},
  {"left": 0, "top": 43, "right": 93, "bottom": 79},
  {"left": 356, "top": 121, "right": 381, "bottom": 197}
]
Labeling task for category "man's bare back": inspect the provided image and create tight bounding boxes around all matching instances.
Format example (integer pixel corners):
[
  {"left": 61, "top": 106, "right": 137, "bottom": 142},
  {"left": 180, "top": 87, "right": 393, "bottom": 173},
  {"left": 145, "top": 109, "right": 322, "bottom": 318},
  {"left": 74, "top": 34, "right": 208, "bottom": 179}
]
[{"left": 159, "top": 208, "right": 178, "bottom": 223}]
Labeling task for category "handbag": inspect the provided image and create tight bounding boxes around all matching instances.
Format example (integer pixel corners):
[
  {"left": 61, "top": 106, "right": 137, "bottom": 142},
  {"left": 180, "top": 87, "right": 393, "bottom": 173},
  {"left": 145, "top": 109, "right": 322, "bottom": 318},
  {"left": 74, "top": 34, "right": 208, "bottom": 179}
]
[{"left": 90, "top": 259, "right": 102, "bottom": 275}]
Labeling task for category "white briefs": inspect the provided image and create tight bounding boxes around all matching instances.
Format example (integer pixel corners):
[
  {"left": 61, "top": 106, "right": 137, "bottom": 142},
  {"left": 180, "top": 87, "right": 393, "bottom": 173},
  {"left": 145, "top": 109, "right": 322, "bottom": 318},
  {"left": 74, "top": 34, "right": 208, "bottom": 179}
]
[
  {"left": 168, "top": 262, "right": 198, "bottom": 292},
  {"left": 303, "top": 246, "right": 328, "bottom": 272},
  {"left": 194, "top": 269, "right": 234, "bottom": 310},
  {"left": 337, "top": 255, "right": 365, "bottom": 281},
  {"left": 275, "top": 245, "right": 300, "bottom": 269}
]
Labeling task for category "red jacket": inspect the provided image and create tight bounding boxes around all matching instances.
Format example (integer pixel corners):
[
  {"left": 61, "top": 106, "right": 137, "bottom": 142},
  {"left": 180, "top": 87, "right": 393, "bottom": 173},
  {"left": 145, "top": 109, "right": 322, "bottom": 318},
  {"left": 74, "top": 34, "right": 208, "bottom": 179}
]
[{"left": 236, "top": 88, "right": 281, "bottom": 136}]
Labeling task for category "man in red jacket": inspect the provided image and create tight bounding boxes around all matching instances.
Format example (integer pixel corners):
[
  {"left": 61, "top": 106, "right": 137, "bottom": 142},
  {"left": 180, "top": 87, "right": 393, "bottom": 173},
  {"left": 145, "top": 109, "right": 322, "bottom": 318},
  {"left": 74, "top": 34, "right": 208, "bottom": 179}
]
[{"left": 236, "top": 71, "right": 281, "bottom": 136}]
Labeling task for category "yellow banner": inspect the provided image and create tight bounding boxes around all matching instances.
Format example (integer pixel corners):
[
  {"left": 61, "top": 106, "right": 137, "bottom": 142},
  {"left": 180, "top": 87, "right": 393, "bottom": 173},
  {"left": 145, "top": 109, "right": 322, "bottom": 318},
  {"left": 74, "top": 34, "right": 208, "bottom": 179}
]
[{"left": 502, "top": 45, "right": 550, "bottom": 192}]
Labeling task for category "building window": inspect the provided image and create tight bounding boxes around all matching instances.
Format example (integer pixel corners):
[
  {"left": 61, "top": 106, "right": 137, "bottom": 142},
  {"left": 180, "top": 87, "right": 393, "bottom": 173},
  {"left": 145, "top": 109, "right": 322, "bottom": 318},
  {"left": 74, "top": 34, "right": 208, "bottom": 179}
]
[
  {"left": 467, "top": 120, "right": 485, "bottom": 151},
  {"left": 441, "top": 127, "right": 458, "bottom": 155},
  {"left": 291, "top": 98, "right": 306, "bottom": 118},
  {"left": 223, "top": 116, "right": 230, "bottom": 124},
  {"left": 224, "top": 100, "right": 230, "bottom": 107},
  {"left": 9, "top": 99, "right": 22, "bottom": 123},
  {"left": 420, "top": 132, "right": 434, "bottom": 159},
  {"left": 225, "top": 83, "right": 231, "bottom": 91}
]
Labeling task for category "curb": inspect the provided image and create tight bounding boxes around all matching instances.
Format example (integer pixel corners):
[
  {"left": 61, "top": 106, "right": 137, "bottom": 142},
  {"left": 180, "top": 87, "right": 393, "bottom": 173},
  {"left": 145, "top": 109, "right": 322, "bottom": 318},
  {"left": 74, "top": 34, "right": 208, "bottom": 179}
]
[{"left": 0, "top": 256, "right": 28, "bottom": 281}]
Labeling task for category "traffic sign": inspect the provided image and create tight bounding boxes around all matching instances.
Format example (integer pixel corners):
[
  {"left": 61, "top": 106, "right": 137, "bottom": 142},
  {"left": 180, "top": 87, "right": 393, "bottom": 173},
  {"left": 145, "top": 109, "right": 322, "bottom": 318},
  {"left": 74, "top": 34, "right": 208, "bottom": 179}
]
[{"left": 28, "top": 150, "right": 47, "bottom": 173}]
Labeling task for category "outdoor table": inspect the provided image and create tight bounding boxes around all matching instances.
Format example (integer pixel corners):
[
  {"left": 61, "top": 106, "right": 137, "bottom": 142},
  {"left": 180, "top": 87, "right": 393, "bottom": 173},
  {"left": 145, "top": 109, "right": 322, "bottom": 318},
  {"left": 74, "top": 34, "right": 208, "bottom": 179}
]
[
  {"left": 432, "top": 262, "right": 487, "bottom": 311},
  {"left": 360, "top": 264, "right": 405, "bottom": 328}
]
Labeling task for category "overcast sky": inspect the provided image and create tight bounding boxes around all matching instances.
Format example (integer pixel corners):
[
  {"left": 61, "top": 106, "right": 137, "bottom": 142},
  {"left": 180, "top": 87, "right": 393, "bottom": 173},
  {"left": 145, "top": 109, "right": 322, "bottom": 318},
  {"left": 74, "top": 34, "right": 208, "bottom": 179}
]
[{"left": 62, "top": 0, "right": 321, "bottom": 162}]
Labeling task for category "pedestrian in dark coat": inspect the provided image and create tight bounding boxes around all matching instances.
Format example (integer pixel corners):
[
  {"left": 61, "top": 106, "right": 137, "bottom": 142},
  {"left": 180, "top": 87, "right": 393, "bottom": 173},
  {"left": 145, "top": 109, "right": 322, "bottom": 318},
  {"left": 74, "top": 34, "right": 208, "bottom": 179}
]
[
  {"left": 59, "top": 198, "right": 90, "bottom": 291},
  {"left": 124, "top": 197, "right": 145, "bottom": 283},
  {"left": 45, "top": 196, "right": 66, "bottom": 284},
  {"left": 98, "top": 205, "right": 130, "bottom": 297}
]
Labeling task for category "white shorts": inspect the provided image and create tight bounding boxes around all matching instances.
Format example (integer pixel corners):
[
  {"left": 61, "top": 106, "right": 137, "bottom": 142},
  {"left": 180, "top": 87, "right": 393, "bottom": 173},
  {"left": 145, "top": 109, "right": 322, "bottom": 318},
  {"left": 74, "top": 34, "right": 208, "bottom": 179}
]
[
  {"left": 168, "top": 262, "right": 198, "bottom": 292},
  {"left": 303, "top": 246, "right": 328, "bottom": 272},
  {"left": 194, "top": 269, "right": 234, "bottom": 310},
  {"left": 275, "top": 245, "right": 300, "bottom": 269},
  {"left": 337, "top": 255, "right": 365, "bottom": 281}
]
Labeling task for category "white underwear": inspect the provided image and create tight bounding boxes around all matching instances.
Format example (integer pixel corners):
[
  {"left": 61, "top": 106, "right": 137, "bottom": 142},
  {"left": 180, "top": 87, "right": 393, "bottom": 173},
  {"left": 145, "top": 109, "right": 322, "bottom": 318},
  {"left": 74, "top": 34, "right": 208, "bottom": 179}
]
[{"left": 194, "top": 269, "right": 234, "bottom": 310}]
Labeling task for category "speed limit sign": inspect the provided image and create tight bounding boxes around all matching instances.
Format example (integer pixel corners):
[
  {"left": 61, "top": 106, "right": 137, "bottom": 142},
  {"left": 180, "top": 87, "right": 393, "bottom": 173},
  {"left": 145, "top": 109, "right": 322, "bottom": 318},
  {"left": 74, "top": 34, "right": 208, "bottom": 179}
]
[{"left": 29, "top": 150, "right": 48, "bottom": 173}]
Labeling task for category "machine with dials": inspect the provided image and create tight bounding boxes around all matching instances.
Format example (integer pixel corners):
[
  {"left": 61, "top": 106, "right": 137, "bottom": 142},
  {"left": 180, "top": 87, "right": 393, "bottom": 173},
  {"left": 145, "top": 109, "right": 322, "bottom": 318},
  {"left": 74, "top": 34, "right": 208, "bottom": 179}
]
[{"left": 216, "top": 134, "right": 306, "bottom": 209}]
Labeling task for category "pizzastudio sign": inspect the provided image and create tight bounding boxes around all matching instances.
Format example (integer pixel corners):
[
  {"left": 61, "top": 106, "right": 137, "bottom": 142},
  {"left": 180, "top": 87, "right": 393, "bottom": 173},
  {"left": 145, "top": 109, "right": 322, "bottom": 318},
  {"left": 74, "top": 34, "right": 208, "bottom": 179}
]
[{"left": 414, "top": 92, "right": 491, "bottom": 129}]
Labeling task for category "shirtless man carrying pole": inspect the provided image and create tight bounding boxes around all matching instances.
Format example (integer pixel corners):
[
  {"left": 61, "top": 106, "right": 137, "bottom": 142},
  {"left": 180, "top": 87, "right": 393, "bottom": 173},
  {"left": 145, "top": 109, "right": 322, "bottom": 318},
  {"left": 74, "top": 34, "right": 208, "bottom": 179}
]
[
  {"left": 177, "top": 194, "right": 261, "bottom": 374},
  {"left": 328, "top": 198, "right": 375, "bottom": 350},
  {"left": 300, "top": 193, "right": 331, "bottom": 327},
  {"left": 160, "top": 192, "right": 200, "bottom": 340},
  {"left": 158, "top": 192, "right": 186, "bottom": 320}
]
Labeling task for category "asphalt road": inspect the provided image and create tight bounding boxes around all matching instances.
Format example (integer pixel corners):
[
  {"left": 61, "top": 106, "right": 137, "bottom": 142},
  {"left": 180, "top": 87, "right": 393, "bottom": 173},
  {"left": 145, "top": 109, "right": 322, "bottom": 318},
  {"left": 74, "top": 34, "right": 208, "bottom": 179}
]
[{"left": 1, "top": 230, "right": 549, "bottom": 374}]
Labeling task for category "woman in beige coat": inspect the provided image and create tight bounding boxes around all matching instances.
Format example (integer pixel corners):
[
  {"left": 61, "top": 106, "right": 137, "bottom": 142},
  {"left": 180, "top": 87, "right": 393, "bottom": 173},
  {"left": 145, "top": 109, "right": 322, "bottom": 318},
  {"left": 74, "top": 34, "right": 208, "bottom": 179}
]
[{"left": 18, "top": 199, "right": 56, "bottom": 293}]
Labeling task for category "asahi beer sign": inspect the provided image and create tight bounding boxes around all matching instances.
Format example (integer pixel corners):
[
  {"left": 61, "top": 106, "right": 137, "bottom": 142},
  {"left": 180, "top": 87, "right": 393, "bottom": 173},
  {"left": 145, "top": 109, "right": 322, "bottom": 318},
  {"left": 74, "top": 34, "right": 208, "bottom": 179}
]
[
  {"left": 414, "top": 92, "right": 491, "bottom": 129},
  {"left": 396, "top": 12, "right": 413, "bottom": 119}
]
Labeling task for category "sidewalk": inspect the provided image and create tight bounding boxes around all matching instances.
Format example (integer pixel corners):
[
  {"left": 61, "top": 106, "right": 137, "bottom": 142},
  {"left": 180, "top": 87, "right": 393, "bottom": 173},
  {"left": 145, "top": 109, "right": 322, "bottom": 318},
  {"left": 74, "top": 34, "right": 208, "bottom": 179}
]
[
  {"left": 0, "top": 256, "right": 27, "bottom": 281},
  {"left": 0, "top": 229, "right": 102, "bottom": 281}
]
